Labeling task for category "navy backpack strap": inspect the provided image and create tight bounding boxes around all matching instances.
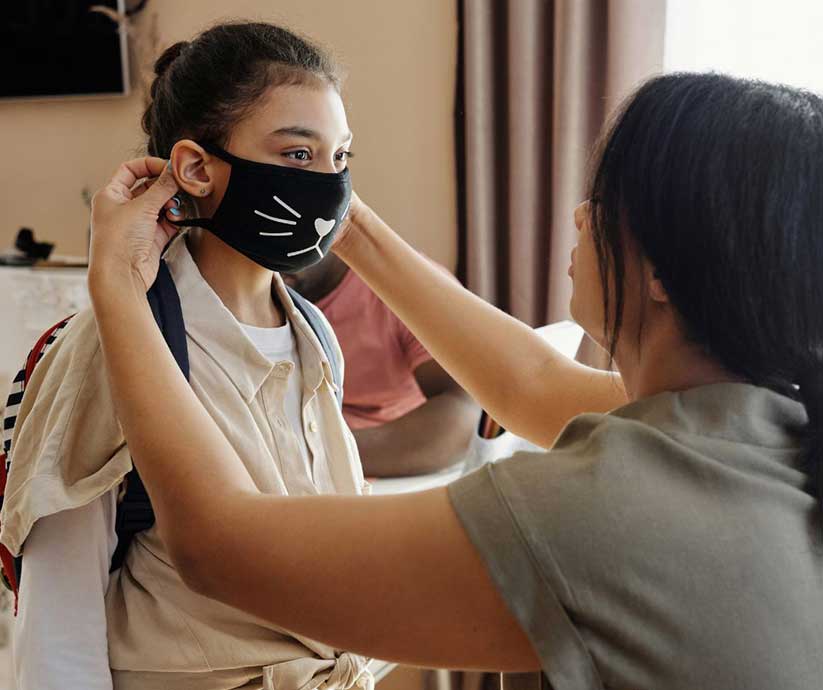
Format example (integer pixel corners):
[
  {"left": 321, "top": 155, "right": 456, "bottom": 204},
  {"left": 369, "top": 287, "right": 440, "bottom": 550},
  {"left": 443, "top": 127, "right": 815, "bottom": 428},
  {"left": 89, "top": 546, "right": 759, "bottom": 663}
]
[
  {"left": 146, "top": 260, "right": 190, "bottom": 380},
  {"left": 110, "top": 260, "right": 189, "bottom": 572},
  {"left": 285, "top": 285, "right": 343, "bottom": 408}
]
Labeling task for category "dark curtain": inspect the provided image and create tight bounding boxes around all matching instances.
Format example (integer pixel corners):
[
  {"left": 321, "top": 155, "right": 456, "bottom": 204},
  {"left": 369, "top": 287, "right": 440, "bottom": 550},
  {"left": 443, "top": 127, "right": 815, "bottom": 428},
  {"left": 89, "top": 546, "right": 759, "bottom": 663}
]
[{"left": 456, "top": 0, "right": 667, "bottom": 328}]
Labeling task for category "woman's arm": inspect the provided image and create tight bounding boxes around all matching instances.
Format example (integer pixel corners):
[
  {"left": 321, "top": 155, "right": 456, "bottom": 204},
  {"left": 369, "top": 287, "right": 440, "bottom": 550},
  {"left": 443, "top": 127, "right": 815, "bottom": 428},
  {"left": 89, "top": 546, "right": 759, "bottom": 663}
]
[
  {"left": 87, "top": 158, "right": 540, "bottom": 671},
  {"left": 90, "top": 258, "right": 539, "bottom": 672},
  {"left": 14, "top": 491, "right": 117, "bottom": 690},
  {"left": 335, "top": 201, "right": 626, "bottom": 448}
]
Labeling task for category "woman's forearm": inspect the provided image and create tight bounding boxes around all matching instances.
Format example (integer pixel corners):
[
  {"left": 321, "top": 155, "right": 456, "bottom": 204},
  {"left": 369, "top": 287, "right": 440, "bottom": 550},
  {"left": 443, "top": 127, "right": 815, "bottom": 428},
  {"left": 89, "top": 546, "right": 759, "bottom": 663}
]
[
  {"left": 336, "top": 206, "right": 627, "bottom": 447},
  {"left": 88, "top": 268, "right": 257, "bottom": 556},
  {"left": 88, "top": 268, "right": 538, "bottom": 672}
]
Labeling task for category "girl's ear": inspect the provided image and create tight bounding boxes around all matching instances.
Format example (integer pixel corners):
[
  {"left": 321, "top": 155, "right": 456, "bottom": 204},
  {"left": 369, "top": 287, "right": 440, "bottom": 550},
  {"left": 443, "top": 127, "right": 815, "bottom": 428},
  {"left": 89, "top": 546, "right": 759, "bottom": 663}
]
[
  {"left": 169, "top": 140, "right": 218, "bottom": 198},
  {"left": 646, "top": 260, "right": 670, "bottom": 304}
]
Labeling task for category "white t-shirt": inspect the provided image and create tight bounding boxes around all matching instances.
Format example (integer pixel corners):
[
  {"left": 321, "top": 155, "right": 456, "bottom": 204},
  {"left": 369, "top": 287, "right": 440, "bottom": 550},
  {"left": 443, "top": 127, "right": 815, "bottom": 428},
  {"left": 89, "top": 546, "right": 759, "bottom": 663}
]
[
  {"left": 13, "top": 317, "right": 313, "bottom": 689},
  {"left": 13, "top": 489, "right": 118, "bottom": 690}
]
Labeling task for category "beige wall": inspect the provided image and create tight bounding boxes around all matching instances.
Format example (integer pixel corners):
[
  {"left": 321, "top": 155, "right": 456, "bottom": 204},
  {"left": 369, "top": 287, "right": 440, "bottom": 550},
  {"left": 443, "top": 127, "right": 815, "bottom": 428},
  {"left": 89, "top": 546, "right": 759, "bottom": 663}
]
[{"left": 0, "top": 1, "right": 458, "bottom": 268}]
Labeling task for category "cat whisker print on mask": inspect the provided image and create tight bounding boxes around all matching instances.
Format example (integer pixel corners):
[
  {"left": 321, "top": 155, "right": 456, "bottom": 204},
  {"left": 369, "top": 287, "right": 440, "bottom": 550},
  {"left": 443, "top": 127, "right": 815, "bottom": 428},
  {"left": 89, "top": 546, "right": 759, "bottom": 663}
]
[
  {"left": 254, "top": 211, "right": 296, "bottom": 234},
  {"left": 273, "top": 195, "right": 301, "bottom": 219},
  {"left": 254, "top": 211, "right": 295, "bottom": 236},
  {"left": 255, "top": 194, "right": 303, "bottom": 235},
  {"left": 287, "top": 217, "right": 336, "bottom": 258}
]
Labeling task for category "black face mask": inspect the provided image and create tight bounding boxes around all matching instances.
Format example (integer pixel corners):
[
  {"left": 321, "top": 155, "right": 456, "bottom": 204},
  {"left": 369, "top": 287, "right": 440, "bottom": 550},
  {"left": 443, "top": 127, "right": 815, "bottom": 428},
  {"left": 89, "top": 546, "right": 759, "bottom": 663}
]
[{"left": 170, "top": 142, "right": 352, "bottom": 273}]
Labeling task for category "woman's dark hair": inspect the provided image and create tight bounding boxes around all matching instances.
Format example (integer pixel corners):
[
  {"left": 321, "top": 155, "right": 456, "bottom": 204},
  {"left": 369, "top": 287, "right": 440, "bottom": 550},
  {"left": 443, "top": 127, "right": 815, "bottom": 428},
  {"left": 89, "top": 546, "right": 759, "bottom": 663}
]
[
  {"left": 142, "top": 22, "right": 342, "bottom": 158},
  {"left": 588, "top": 72, "right": 823, "bottom": 510}
]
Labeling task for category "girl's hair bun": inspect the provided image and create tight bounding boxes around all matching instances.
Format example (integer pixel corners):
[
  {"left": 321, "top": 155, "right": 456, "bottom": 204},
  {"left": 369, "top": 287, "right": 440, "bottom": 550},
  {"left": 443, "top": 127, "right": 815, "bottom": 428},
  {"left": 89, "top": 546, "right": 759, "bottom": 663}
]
[{"left": 154, "top": 41, "right": 189, "bottom": 78}]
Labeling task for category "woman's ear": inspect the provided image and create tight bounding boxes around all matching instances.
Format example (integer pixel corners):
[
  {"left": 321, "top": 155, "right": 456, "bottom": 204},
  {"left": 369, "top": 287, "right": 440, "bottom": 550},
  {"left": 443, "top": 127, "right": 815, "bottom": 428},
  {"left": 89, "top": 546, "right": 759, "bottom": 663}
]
[
  {"left": 646, "top": 260, "right": 670, "bottom": 304},
  {"left": 168, "top": 140, "right": 219, "bottom": 198}
]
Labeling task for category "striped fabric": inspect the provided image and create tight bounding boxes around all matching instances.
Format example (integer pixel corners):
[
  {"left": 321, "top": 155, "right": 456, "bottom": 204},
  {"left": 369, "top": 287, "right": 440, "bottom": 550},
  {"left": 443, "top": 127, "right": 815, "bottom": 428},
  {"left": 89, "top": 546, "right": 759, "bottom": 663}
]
[
  {"left": 0, "top": 317, "right": 74, "bottom": 605},
  {"left": 2, "top": 368, "right": 25, "bottom": 464},
  {"left": 1, "top": 318, "right": 74, "bottom": 484}
]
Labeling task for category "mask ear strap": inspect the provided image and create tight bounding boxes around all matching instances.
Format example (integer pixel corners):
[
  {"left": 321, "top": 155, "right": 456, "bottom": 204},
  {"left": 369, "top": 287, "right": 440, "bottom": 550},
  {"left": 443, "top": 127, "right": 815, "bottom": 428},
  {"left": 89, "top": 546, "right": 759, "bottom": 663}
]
[
  {"left": 167, "top": 216, "right": 215, "bottom": 229},
  {"left": 199, "top": 141, "right": 245, "bottom": 167}
]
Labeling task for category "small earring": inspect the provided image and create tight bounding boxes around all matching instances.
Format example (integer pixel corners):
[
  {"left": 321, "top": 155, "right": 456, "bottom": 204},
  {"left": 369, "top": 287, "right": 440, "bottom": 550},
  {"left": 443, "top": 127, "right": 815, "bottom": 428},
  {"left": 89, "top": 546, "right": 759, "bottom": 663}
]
[{"left": 199, "top": 188, "right": 208, "bottom": 196}]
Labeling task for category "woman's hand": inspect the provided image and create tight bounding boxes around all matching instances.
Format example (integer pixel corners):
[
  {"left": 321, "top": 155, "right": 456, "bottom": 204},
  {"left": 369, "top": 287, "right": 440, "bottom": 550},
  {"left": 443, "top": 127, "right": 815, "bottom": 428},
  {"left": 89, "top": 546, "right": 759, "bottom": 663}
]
[
  {"left": 88, "top": 157, "right": 179, "bottom": 293},
  {"left": 332, "top": 190, "right": 372, "bottom": 258}
]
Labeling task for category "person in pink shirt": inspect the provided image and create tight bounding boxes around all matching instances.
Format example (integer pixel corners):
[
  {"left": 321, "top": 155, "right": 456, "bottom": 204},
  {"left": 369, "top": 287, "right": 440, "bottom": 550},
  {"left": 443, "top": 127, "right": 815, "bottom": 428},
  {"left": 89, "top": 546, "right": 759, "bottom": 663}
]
[{"left": 284, "top": 253, "right": 479, "bottom": 476}]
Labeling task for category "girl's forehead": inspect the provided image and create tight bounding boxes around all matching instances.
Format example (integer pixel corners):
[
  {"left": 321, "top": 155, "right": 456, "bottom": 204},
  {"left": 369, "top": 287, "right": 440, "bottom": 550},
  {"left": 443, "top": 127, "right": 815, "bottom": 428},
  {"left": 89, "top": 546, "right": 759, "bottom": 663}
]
[{"left": 245, "top": 82, "right": 350, "bottom": 139}]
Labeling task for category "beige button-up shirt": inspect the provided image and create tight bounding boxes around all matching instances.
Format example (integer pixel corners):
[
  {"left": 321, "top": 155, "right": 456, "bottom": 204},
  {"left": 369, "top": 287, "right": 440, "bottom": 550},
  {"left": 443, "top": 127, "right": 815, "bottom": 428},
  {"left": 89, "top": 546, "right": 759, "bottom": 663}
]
[{"left": 1, "top": 236, "right": 371, "bottom": 689}]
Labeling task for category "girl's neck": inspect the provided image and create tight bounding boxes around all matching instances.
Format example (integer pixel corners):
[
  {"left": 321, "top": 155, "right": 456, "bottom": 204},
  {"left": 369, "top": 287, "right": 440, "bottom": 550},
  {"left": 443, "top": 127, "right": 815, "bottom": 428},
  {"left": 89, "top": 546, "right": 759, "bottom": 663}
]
[{"left": 186, "top": 230, "right": 285, "bottom": 328}]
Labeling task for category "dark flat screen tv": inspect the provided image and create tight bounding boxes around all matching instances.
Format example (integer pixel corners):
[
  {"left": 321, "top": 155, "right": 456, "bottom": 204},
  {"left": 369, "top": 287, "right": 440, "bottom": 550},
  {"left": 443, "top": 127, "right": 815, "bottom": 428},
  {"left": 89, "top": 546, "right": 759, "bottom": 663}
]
[{"left": 0, "top": 0, "right": 129, "bottom": 100}]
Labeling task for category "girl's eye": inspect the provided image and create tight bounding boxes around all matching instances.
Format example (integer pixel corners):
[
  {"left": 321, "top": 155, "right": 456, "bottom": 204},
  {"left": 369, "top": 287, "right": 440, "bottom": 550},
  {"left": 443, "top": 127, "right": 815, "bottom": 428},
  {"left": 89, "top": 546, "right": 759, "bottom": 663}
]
[
  {"left": 285, "top": 150, "right": 311, "bottom": 161},
  {"left": 335, "top": 150, "right": 355, "bottom": 161}
]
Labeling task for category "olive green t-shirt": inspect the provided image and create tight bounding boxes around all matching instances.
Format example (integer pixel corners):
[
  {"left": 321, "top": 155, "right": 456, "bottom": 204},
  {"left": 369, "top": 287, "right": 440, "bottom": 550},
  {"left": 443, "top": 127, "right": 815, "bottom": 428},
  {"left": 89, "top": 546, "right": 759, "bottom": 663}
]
[{"left": 448, "top": 383, "right": 823, "bottom": 690}]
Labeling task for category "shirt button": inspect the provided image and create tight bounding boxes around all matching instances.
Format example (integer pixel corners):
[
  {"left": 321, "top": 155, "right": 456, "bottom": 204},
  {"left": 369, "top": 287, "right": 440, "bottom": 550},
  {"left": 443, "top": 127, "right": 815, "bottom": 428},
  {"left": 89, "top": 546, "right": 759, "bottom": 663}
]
[{"left": 309, "top": 421, "right": 319, "bottom": 433}]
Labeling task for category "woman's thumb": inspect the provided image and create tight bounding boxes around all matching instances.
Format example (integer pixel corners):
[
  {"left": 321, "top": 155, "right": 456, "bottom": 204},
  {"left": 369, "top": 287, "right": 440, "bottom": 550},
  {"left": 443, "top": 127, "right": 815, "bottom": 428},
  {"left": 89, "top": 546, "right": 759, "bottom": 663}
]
[{"left": 143, "top": 163, "right": 179, "bottom": 210}]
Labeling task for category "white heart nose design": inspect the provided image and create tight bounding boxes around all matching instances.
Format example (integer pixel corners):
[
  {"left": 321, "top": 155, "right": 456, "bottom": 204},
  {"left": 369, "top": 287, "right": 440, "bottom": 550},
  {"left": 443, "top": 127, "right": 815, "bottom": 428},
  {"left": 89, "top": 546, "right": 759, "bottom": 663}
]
[{"left": 314, "top": 218, "right": 336, "bottom": 238}]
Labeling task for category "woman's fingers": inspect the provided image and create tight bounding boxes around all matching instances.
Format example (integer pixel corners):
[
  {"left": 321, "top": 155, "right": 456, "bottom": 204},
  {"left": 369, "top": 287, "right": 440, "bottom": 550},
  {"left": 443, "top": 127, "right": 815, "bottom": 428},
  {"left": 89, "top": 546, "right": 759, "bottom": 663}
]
[
  {"left": 108, "top": 157, "right": 171, "bottom": 204},
  {"left": 111, "top": 156, "right": 168, "bottom": 190},
  {"left": 332, "top": 190, "right": 367, "bottom": 255},
  {"left": 88, "top": 156, "right": 180, "bottom": 292},
  {"left": 118, "top": 163, "right": 179, "bottom": 215},
  {"left": 135, "top": 185, "right": 181, "bottom": 233},
  {"left": 104, "top": 159, "right": 180, "bottom": 226},
  {"left": 140, "top": 163, "right": 179, "bottom": 211},
  {"left": 130, "top": 179, "right": 152, "bottom": 200}
]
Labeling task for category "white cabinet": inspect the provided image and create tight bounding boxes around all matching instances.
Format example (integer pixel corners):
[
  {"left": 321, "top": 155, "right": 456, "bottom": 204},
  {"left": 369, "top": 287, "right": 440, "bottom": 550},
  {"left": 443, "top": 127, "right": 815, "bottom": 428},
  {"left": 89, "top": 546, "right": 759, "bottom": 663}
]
[{"left": 0, "top": 266, "right": 89, "bottom": 405}]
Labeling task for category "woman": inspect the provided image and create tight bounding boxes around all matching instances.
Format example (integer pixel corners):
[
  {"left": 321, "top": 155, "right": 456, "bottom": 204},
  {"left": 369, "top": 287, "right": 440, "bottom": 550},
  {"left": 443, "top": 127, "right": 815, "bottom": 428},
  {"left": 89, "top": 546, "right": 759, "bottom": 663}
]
[
  {"left": 88, "top": 73, "right": 823, "bottom": 689},
  {"left": 2, "top": 22, "right": 372, "bottom": 690}
]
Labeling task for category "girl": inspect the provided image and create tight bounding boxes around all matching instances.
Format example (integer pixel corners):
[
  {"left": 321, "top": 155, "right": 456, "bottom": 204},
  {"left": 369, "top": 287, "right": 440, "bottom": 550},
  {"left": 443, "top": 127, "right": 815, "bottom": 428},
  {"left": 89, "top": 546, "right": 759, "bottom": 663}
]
[
  {"left": 89, "top": 73, "right": 823, "bottom": 689},
  {"left": 2, "top": 22, "right": 371, "bottom": 690}
]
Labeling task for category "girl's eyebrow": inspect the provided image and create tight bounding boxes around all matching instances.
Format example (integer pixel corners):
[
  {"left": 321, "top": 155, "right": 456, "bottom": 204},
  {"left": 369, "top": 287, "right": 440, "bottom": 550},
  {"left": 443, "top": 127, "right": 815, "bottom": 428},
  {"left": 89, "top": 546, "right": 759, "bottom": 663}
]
[{"left": 270, "top": 126, "right": 353, "bottom": 142}]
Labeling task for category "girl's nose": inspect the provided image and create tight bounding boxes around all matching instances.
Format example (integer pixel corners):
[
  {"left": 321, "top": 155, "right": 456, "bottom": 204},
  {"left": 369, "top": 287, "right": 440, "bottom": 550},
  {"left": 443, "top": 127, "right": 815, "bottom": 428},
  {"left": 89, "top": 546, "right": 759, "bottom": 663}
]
[{"left": 315, "top": 158, "right": 339, "bottom": 174}]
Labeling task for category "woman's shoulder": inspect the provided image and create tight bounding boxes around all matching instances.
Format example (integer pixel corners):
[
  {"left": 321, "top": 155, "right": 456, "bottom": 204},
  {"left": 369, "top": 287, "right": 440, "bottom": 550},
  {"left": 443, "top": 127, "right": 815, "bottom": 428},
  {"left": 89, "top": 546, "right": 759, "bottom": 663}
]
[
  {"left": 548, "top": 407, "right": 664, "bottom": 469},
  {"left": 453, "top": 403, "right": 704, "bottom": 532},
  {"left": 463, "top": 384, "right": 806, "bottom": 539},
  {"left": 452, "top": 411, "right": 654, "bottom": 518},
  {"left": 551, "top": 382, "right": 805, "bottom": 467}
]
